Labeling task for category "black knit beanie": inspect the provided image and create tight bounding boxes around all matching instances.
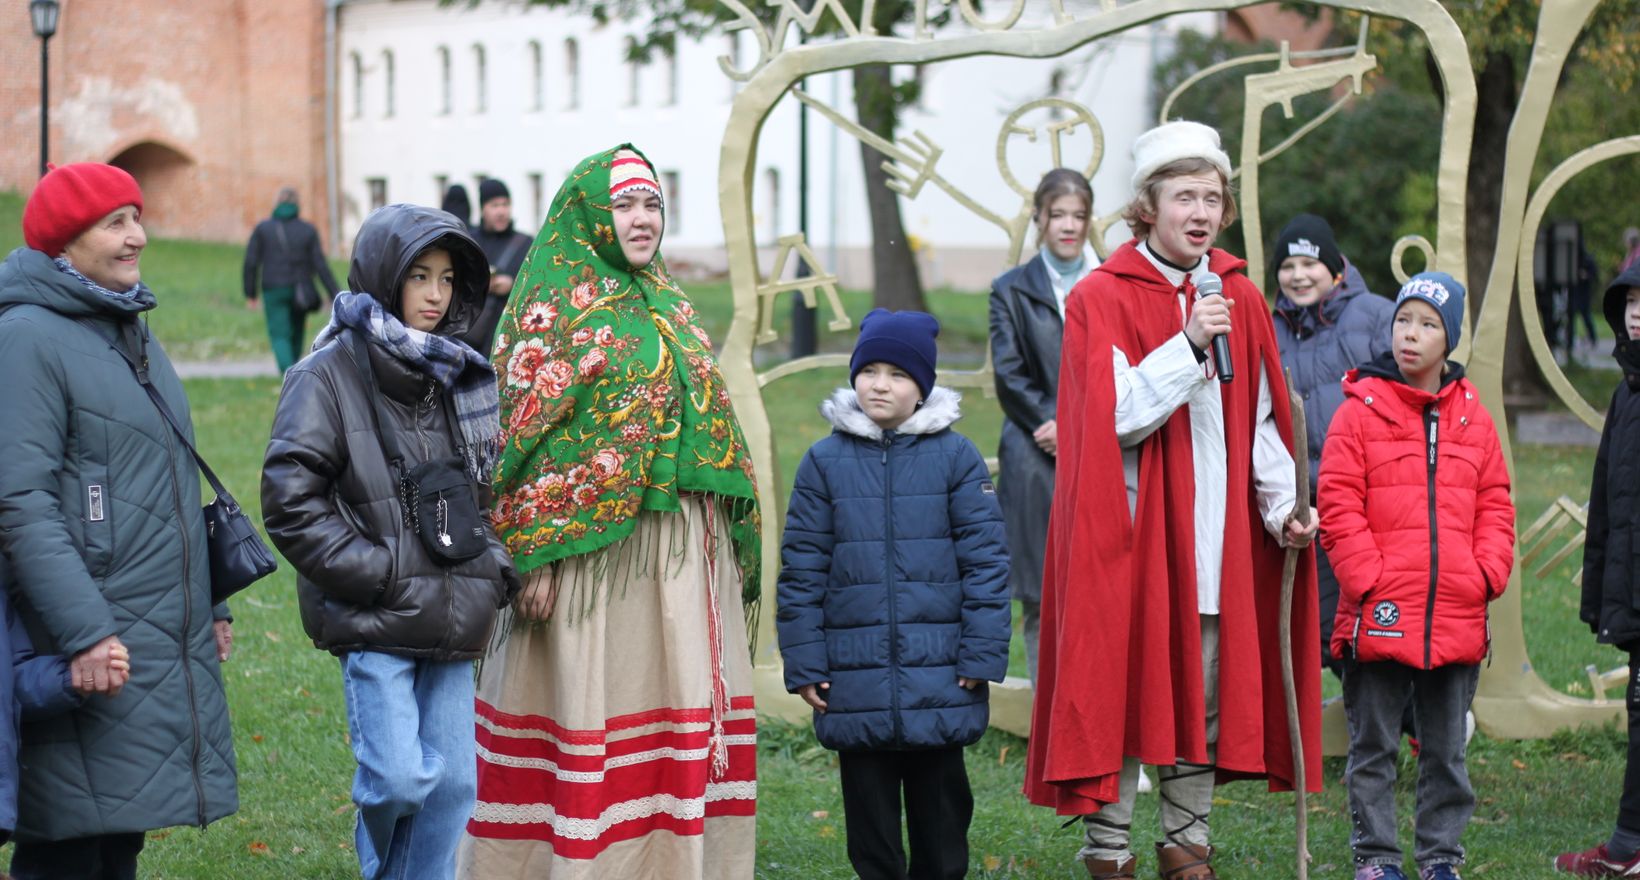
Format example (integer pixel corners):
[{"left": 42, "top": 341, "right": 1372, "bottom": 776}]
[{"left": 1271, "top": 213, "right": 1344, "bottom": 278}]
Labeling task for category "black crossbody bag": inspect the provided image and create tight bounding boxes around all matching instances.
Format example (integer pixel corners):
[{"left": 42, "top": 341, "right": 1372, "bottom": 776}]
[
  {"left": 97, "top": 324, "right": 278, "bottom": 603},
  {"left": 347, "top": 332, "right": 488, "bottom": 566}
]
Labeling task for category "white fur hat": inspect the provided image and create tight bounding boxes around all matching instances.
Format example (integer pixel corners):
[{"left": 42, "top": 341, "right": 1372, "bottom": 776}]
[{"left": 1130, "top": 121, "right": 1232, "bottom": 191}]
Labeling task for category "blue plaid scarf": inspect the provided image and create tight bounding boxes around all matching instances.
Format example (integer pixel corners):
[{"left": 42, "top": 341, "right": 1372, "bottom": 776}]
[
  {"left": 53, "top": 256, "right": 148, "bottom": 301},
  {"left": 314, "top": 291, "right": 500, "bottom": 482}
]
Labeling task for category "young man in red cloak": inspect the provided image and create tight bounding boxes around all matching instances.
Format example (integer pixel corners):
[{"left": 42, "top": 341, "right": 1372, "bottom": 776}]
[{"left": 1023, "top": 120, "right": 1324, "bottom": 880}]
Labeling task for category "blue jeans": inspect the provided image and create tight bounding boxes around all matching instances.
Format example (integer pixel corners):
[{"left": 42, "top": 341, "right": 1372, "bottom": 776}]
[{"left": 340, "top": 651, "right": 477, "bottom": 880}]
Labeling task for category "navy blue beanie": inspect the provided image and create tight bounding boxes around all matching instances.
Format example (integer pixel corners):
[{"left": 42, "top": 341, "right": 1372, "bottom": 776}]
[
  {"left": 849, "top": 308, "right": 940, "bottom": 399},
  {"left": 1394, "top": 271, "right": 1466, "bottom": 353}
]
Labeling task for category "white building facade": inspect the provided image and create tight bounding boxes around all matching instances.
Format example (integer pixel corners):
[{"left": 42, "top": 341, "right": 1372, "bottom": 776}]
[{"left": 336, "top": 0, "right": 1219, "bottom": 288}]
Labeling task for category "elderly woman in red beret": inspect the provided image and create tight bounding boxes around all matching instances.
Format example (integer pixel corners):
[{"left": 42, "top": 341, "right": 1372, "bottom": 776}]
[{"left": 0, "top": 163, "right": 238, "bottom": 880}]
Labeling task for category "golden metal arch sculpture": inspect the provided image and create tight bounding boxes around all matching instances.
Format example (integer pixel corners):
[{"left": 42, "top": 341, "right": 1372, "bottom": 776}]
[{"left": 713, "top": 0, "right": 1627, "bottom": 741}]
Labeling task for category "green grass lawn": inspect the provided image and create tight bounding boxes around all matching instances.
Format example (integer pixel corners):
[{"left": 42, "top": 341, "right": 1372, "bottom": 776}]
[{"left": 0, "top": 197, "right": 1629, "bottom": 877}]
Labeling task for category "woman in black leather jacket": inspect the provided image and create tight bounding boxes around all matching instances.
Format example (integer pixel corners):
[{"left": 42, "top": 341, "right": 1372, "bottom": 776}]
[
  {"left": 260, "top": 203, "right": 518, "bottom": 880},
  {"left": 987, "top": 168, "right": 1095, "bottom": 684}
]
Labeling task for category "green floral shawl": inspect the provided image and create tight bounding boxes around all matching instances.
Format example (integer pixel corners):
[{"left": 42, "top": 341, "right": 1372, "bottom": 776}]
[{"left": 491, "top": 145, "right": 761, "bottom": 604}]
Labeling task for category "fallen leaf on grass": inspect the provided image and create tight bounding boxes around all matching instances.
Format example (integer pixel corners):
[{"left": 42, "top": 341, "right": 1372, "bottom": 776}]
[
  {"left": 263, "top": 631, "right": 281, "bottom": 643},
  {"left": 248, "top": 841, "right": 271, "bottom": 857},
  {"left": 333, "top": 804, "right": 354, "bottom": 815},
  {"left": 817, "top": 824, "right": 836, "bottom": 839},
  {"left": 291, "top": 846, "right": 305, "bottom": 855},
  {"left": 1511, "top": 759, "right": 1527, "bottom": 770},
  {"left": 252, "top": 734, "right": 264, "bottom": 743},
  {"left": 1559, "top": 751, "right": 1589, "bottom": 763},
  {"left": 997, "top": 746, "right": 1010, "bottom": 766},
  {"left": 810, "top": 810, "right": 829, "bottom": 820},
  {"left": 982, "top": 854, "right": 1001, "bottom": 870}
]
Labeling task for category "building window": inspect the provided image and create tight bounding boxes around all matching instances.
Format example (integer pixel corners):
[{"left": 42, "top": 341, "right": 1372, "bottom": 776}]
[
  {"left": 663, "top": 47, "right": 678, "bottom": 107},
  {"left": 382, "top": 50, "right": 396, "bottom": 118},
  {"left": 760, "top": 167, "right": 780, "bottom": 243},
  {"left": 564, "top": 38, "right": 580, "bottom": 110},
  {"left": 661, "top": 171, "right": 680, "bottom": 234},
  {"left": 625, "top": 38, "right": 641, "bottom": 107},
  {"left": 350, "top": 52, "right": 364, "bottom": 118},
  {"left": 528, "top": 41, "right": 544, "bottom": 112},
  {"left": 433, "top": 174, "right": 450, "bottom": 207},
  {"left": 367, "top": 177, "right": 388, "bottom": 212},
  {"left": 473, "top": 44, "right": 487, "bottom": 113},
  {"left": 437, "top": 46, "right": 452, "bottom": 115},
  {"left": 529, "top": 172, "right": 545, "bottom": 228}
]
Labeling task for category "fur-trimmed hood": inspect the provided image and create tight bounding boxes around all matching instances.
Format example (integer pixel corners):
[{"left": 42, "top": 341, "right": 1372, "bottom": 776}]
[{"left": 820, "top": 386, "right": 962, "bottom": 441}]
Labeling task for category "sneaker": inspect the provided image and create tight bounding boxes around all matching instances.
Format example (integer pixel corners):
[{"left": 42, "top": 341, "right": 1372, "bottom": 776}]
[
  {"left": 1465, "top": 709, "right": 1476, "bottom": 745},
  {"left": 1554, "top": 843, "right": 1640, "bottom": 875},
  {"left": 1420, "top": 864, "right": 1462, "bottom": 880},
  {"left": 1138, "top": 766, "right": 1153, "bottom": 793},
  {"left": 1355, "top": 866, "right": 1409, "bottom": 880}
]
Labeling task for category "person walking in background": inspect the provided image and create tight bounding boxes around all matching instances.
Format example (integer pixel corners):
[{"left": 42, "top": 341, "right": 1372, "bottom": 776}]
[
  {"left": 1621, "top": 228, "right": 1640, "bottom": 275},
  {"left": 1556, "top": 261, "right": 1640, "bottom": 876},
  {"left": 459, "top": 178, "right": 533, "bottom": 355},
  {"left": 0, "top": 162, "right": 239, "bottom": 880},
  {"left": 461, "top": 146, "right": 761, "bottom": 879},
  {"left": 988, "top": 168, "right": 1096, "bottom": 686},
  {"left": 261, "top": 203, "right": 518, "bottom": 880},
  {"left": 1024, "top": 121, "right": 1321, "bottom": 880},
  {"left": 778, "top": 309, "right": 1011, "bottom": 880},
  {"left": 442, "top": 183, "right": 474, "bottom": 230},
  {"left": 1320, "top": 272, "right": 1516, "bottom": 880},
  {"left": 244, "top": 186, "right": 341, "bottom": 373},
  {"left": 1268, "top": 213, "right": 1394, "bottom": 680}
]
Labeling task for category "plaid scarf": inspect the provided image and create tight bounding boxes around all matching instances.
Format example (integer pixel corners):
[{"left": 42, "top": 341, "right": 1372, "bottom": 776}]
[
  {"left": 314, "top": 291, "right": 501, "bottom": 482},
  {"left": 53, "top": 256, "right": 148, "bottom": 301}
]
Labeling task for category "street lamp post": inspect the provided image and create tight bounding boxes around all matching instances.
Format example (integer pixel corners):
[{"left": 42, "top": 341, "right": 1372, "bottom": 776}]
[{"left": 31, "top": 0, "right": 61, "bottom": 179}]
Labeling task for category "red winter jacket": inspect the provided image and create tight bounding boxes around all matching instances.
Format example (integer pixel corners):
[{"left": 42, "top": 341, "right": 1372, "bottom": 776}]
[{"left": 1318, "top": 355, "right": 1516, "bottom": 668}]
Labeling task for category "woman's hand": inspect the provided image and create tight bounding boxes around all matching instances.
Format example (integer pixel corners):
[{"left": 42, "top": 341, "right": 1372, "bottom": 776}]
[
  {"left": 798, "top": 682, "right": 830, "bottom": 712},
  {"left": 517, "top": 567, "right": 561, "bottom": 621},
  {"left": 214, "top": 620, "right": 234, "bottom": 662},
  {"left": 958, "top": 677, "right": 979, "bottom": 690},
  {"left": 1033, "top": 419, "right": 1058, "bottom": 456},
  {"left": 71, "top": 635, "right": 131, "bottom": 697}
]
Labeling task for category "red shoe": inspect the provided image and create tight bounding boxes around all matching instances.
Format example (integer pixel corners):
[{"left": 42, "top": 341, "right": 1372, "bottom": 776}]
[{"left": 1554, "top": 843, "right": 1640, "bottom": 876}]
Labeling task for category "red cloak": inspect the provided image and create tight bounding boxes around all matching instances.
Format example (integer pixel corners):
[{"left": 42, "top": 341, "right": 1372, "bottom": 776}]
[{"left": 1022, "top": 241, "right": 1322, "bottom": 814}]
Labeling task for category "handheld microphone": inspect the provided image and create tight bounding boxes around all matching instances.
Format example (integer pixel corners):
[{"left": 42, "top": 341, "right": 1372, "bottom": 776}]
[{"left": 1196, "top": 271, "right": 1234, "bottom": 383}]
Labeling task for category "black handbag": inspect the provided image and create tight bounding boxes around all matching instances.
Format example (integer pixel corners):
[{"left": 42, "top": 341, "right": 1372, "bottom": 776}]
[
  {"left": 348, "top": 333, "right": 488, "bottom": 566},
  {"left": 273, "top": 222, "right": 322, "bottom": 313},
  {"left": 96, "top": 324, "right": 278, "bottom": 604}
]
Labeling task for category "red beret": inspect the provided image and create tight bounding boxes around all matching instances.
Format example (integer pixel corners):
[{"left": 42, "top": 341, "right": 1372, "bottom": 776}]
[{"left": 23, "top": 163, "right": 145, "bottom": 257}]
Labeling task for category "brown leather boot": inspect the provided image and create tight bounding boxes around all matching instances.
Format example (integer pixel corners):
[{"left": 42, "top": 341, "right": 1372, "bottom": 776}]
[
  {"left": 1082, "top": 854, "right": 1138, "bottom": 879},
  {"left": 1155, "top": 842, "right": 1216, "bottom": 880}
]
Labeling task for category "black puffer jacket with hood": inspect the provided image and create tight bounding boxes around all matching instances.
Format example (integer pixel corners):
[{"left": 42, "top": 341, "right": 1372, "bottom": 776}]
[
  {"left": 1581, "top": 261, "right": 1640, "bottom": 650},
  {"left": 260, "top": 205, "right": 519, "bottom": 659}
]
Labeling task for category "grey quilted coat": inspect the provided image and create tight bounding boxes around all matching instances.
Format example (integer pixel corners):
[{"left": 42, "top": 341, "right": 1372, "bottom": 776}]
[{"left": 0, "top": 246, "right": 238, "bottom": 842}]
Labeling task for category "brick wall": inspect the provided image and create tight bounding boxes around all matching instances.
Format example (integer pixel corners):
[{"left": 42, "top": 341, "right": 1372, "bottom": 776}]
[{"left": 0, "top": 0, "right": 331, "bottom": 248}]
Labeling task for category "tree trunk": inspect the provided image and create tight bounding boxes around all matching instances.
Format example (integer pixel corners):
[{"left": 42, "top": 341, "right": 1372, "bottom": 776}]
[
  {"left": 852, "top": 64, "right": 927, "bottom": 312},
  {"left": 1462, "top": 51, "right": 1549, "bottom": 402}
]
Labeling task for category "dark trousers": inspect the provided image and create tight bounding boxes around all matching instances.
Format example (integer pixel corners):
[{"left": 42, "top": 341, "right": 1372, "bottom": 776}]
[
  {"left": 839, "top": 747, "right": 973, "bottom": 880},
  {"left": 10, "top": 832, "right": 145, "bottom": 880},
  {"left": 1617, "top": 655, "right": 1640, "bottom": 835},
  {"left": 1343, "top": 661, "right": 1479, "bottom": 869},
  {"left": 261, "top": 285, "right": 308, "bottom": 373}
]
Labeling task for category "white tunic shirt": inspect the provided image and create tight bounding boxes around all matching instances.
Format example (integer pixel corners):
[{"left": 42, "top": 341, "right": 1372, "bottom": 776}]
[{"left": 1110, "top": 243, "right": 1298, "bottom": 614}]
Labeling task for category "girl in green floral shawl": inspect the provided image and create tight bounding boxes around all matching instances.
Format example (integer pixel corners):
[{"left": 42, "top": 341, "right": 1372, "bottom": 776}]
[{"left": 459, "top": 146, "right": 759, "bottom": 880}]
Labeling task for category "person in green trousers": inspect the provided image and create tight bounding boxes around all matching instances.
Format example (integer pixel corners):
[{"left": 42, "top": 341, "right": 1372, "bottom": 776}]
[{"left": 243, "top": 187, "right": 340, "bottom": 372}]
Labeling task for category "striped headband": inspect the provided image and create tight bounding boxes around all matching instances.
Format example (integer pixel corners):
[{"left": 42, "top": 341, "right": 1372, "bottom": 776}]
[{"left": 609, "top": 150, "right": 663, "bottom": 203}]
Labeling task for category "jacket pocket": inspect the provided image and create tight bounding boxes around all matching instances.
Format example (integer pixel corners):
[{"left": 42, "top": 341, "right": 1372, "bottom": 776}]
[{"left": 79, "top": 464, "right": 113, "bottom": 579}]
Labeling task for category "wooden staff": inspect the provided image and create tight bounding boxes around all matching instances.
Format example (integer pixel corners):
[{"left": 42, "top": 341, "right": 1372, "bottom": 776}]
[{"left": 1280, "top": 368, "right": 1312, "bottom": 880}]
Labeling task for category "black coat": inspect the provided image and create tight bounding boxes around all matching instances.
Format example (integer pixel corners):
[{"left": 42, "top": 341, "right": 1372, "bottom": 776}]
[
  {"left": 243, "top": 213, "right": 340, "bottom": 301},
  {"left": 260, "top": 207, "right": 519, "bottom": 660},
  {"left": 988, "top": 255, "right": 1063, "bottom": 604},
  {"left": 460, "top": 224, "right": 534, "bottom": 356},
  {"left": 1582, "top": 262, "right": 1640, "bottom": 650}
]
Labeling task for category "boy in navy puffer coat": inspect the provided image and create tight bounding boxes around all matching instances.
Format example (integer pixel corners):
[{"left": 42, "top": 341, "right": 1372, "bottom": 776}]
[
  {"left": 1319, "top": 273, "right": 1515, "bottom": 880},
  {"left": 777, "top": 308, "right": 1011, "bottom": 880}
]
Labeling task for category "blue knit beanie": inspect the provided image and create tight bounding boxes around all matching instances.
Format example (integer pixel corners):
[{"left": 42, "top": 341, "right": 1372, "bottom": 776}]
[
  {"left": 849, "top": 308, "right": 940, "bottom": 399},
  {"left": 1394, "top": 271, "right": 1466, "bottom": 353}
]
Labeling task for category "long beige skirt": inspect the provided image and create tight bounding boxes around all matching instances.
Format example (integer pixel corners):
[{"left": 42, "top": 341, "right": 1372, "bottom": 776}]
[{"left": 457, "top": 496, "right": 756, "bottom": 879}]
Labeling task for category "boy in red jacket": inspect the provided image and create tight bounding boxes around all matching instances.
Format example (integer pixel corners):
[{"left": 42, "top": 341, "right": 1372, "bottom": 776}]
[{"left": 1319, "top": 272, "right": 1516, "bottom": 880}]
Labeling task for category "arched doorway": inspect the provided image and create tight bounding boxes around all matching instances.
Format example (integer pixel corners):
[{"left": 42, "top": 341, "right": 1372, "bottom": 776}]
[{"left": 107, "top": 141, "right": 196, "bottom": 237}]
